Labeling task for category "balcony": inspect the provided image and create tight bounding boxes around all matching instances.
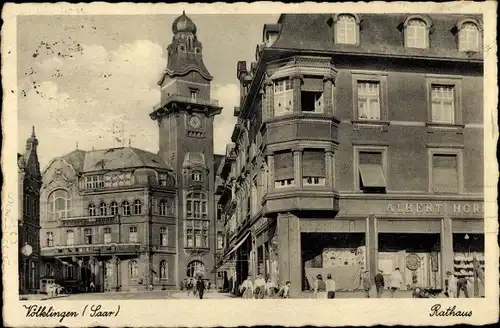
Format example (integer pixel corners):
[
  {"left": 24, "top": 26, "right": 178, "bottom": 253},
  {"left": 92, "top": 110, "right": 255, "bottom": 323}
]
[
  {"left": 58, "top": 215, "right": 118, "bottom": 227},
  {"left": 41, "top": 243, "right": 142, "bottom": 257},
  {"left": 262, "top": 189, "right": 339, "bottom": 216},
  {"left": 153, "top": 94, "right": 219, "bottom": 112}
]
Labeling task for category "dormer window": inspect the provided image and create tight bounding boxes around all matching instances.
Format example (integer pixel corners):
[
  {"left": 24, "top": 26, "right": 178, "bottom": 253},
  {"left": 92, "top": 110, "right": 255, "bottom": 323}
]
[
  {"left": 458, "top": 20, "right": 481, "bottom": 52},
  {"left": 334, "top": 14, "right": 359, "bottom": 45},
  {"left": 192, "top": 172, "right": 202, "bottom": 182},
  {"left": 404, "top": 17, "right": 430, "bottom": 49}
]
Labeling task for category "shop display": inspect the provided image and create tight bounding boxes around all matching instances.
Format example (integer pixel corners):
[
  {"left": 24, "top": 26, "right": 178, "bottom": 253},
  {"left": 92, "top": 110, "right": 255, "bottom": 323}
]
[{"left": 453, "top": 252, "right": 485, "bottom": 282}]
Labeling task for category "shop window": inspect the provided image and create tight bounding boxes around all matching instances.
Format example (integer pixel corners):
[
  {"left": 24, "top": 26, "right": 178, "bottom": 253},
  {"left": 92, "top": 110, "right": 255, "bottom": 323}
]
[
  {"left": 457, "top": 19, "right": 481, "bottom": 52},
  {"left": 356, "top": 148, "right": 387, "bottom": 193},
  {"left": 404, "top": 18, "right": 430, "bottom": 49},
  {"left": 302, "top": 149, "right": 326, "bottom": 186},
  {"left": 104, "top": 227, "right": 112, "bottom": 244},
  {"left": 66, "top": 230, "right": 74, "bottom": 246},
  {"left": 133, "top": 199, "right": 142, "bottom": 215},
  {"left": 46, "top": 232, "right": 54, "bottom": 247},
  {"left": 110, "top": 201, "right": 119, "bottom": 216},
  {"left": 128, "top": 260, "right": 138, "bottom": 279},
  {"left": 274, "top": 79, "right": 293, "bottom": 116},
  {"left": 160, "top": 261, "right": 168, "bottom": 279},
  {"left": 334, "top": 14, "right": 359, "bottom": 45},
  {"left": 431, "top": 154, "right": 459, "bottom": 193},
  {"left": 129, "top": 226, "right": 138, "bottom": 243},
  {"left": 84, "top": 228, "right": 93, "bottom": 245},
  {"left": 160, "top": 227, "right": 168, "bottom": 246},
  {"left": 274, "top": 150, "right": 294, "bottom": 188},
  {"left": 99, "top": 202, "right": 107, "bottom": 216},
  {"left": 122, "top": 200, "right": 131, "bottom": 216}
]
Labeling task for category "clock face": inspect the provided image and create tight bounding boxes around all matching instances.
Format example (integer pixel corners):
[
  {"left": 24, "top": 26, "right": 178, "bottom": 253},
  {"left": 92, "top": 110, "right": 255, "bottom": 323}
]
[{"left": 189, "top": 116, "right": 201, "bottom": 129}]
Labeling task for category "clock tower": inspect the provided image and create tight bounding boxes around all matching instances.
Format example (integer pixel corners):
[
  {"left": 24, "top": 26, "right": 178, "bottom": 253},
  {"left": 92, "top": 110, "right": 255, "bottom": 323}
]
[{"left": 150, "top": 11, "right": 222, "bottom": 286}]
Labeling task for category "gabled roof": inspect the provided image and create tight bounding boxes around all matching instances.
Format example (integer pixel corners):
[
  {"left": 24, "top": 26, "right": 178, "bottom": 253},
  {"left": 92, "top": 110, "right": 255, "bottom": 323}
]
[{"left": 61, "top": 147, "right": 172, "bottom": 173}]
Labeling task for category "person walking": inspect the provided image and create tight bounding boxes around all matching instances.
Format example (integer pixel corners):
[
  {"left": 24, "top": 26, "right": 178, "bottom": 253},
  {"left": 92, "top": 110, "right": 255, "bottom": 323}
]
[
  {"left": 196, "top": 277, "right": 206, "bottom": 299},
  {"left": 457, "top": 277, "right": 470, "bottom": 298},
  {"left": 389, "top": 268, "right": 403, "bottom": 298},
  {"left": 361, "top": 270, "right": 372, "bottom": 298},
  {"left": 326, "top": 274, "right": 336, "bottom": 299},
  {"left": 240, "top": 276, "right": 254, "bottom": 299},
  {"left": 265, "top": 277, "right": 277, "bottom": 299},
  {"left": 278, "top": 281, "right": 291, "bottom": 298},
  {"left": 254, "top": 274, "right": 266, "bottom": 299},
  {"left": 445, "top": 271, "right": 458, "bottom": 298},
  {"left": 180, "top": 280, "right": 184, "bottom": 292},
  {"left": 186, "top": 278, "right": 193, "bottom": 296},
  {"left": 314, "top": 274, "right": 327, "bottom": 299},
  {"left": 374, "top": 269, "right": 385, "bottom": 298}
]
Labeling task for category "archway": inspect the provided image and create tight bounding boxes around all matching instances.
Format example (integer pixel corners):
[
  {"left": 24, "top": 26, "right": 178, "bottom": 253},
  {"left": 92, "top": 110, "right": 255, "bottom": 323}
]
[{"left": 186, "top": 260, "right": 205, "bottom": 278}]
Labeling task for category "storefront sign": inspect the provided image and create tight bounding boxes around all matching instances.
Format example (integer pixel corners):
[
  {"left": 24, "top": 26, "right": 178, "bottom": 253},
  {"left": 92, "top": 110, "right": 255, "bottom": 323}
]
[
  {"left": 385, "top": 202, "right": 483, "bottom": 215},
  {"left": 406, "top": 253, "right": 421, "bottom": 271}
]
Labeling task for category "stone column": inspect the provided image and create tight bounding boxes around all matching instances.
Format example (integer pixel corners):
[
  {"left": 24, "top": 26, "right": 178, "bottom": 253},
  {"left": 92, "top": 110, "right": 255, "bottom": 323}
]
[
  {"left": 265, "top": 81, "right": 274, "bottom": 119},
  {"left": 267, "top": 154, "right": 275, "bottom": 193},
  {"left": 440, "top": 217, "right": 454, "bottom": 288},
  {"left": 113, "top": 256, "right": 120, "bottom": 291},
  {"left": 291, "top": 74, "right": 303, "bottom": 114},
  {"left": 325, "top": 150, "right": 334, "bottom": 187},
  {"left": 366, "top": 216, "right": 378, "bottom": 281},
  {"left": 276, "top": 212, "right": 301, "bottom": 297},
  {"left": 323, "top": 75, "right": 335, "bottom": 115},
  {"left": 293, "top": 149, "right": 302, "bottom": 188}
]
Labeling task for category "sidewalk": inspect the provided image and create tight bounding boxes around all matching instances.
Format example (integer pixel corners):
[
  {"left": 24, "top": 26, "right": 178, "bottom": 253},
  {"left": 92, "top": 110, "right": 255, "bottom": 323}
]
[
  {"left": 171, "top": 291, "right": 235, "bottom": 299},
  {"left": 20, "top": 293, "right": 70, "bottom": 301}
]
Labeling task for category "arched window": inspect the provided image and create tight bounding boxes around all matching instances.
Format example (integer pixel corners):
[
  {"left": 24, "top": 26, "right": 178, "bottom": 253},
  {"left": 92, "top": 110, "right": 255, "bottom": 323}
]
[
  {"left": 122, "top": 200, "right": 130, "bottom": 216},
  {"left": 110, "top": 201, "right": 119, "bottom": 216},
  {"left": 186, "top": 260, "right": 205, "bottom": 278},
  {"left": 405, "top": 18, "right": 429, "bottom": 49},
  {"left": 99, "top": 202, "right": 107, "bottom": 216},
  {"left": 128, "top": 260, "right": 138, "bottom": 278},
  {"left": 159, "top": 200, "right": 167, "bottom": 216},
  {"left": 160, "top": 260, "right": 168, "bottom": 279},
  {"left": 458, "top": 21, "right": 480, "bottom": 52},
  {"left": 88, "top": 203, "right": 96, "bottom": 217},
  {"left": 47, "top": 189, "right": 71, "bottom": 220},
  {"left": 133, "top": 200, "right": 142, "bottom": 215},
  {"left": 335, "top": 14, "right": 358, "bottom": 44},
  {"left": 186, "top": 192, "right": 208, "bottom": 218}
]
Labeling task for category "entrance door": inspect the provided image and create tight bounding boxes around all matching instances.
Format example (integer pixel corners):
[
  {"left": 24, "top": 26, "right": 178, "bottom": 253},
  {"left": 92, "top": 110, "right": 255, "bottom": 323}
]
[{"left": 394, "top": 251, "right": 407, "bottom": 290}]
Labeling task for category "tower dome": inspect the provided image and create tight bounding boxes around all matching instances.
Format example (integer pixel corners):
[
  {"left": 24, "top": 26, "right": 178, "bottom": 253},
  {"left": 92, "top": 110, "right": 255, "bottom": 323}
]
[{"left": 172, "top": 11, "right": 197, "bottom": 35}]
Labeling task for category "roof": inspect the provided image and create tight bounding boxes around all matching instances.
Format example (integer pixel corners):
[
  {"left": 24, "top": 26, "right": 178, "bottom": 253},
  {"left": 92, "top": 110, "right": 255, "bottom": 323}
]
[
  {"left": 160, "top": 53, "right": 213, "bottom": 83},
  {"left": 182, "top": 152, "right": 206, "bottom": 169},
  {"left": 61, "top": 147, "right": 172, "bottom": 173},
  {"left": 272, "top": 14, "right": 483, "bottom": 61}
]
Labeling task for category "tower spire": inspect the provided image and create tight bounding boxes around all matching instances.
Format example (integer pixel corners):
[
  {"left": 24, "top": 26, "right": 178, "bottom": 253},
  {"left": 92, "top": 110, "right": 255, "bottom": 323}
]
[{"left": 31, "top": 125, "right": 36, "bottom": 137}]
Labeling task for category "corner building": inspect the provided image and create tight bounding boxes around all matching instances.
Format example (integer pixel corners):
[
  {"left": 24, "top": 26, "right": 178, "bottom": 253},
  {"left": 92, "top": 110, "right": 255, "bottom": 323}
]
[
  {"left": 220, "top": 13, "right": 484, "bottom": 297},
  {"left": 39, "top": 12, "right": 221, "bottom": 292}
]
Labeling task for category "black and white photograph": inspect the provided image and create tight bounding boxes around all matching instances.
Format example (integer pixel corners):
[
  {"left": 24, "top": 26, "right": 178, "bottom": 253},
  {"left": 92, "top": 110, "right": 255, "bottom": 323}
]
[{"left": 2, "top": 2, "right": 498, "bottom": 327}]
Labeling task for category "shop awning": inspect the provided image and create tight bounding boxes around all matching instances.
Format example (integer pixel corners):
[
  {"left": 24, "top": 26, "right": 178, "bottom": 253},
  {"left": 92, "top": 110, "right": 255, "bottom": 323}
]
[
  {"left": 210, "top": 232, "right": 250, "bottom": 273},
  {"left": 359, "top": 164, "right": 386, "bottom": 188}
]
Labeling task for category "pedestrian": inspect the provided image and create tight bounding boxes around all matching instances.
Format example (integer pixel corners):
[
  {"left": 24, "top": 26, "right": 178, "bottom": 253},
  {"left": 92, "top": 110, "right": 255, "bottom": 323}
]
[
  {"left": 326, "top": 274, "right": 336, "bottom": 299},
  {"left": 208, "top": 281, "right": 211, "bottom": 291},
  {"left": 186, "top": 278, "right": 193, "bottom": 296},
  {"left": 361, "top": 270, "right": 371, "bottom": 298},
  {"left": 374, "top": 269, "right": 385, "bottom": 298},
  {"left": 314, "top": 274, "right": 327, "bottom": 299},
  {"left": 254, "top": 274, "right": 266, "bottom": 299},
  {"left": 278, "top": 281, "right": 291, "bottom": 298},
  {"left": 457, "top": 277, "right": 469, "bottom": 298},
  {"left": 180, "top": 280, "right": 184, "bottom": 292},
  {"left": 89, "top": 281, "right": 95, "bottom": 293},
  {"left": 240, "top": 276, "right": 254, "bottom": 299},
  {"left": 389, "top": 268, "right": 403, "bottom": 298},
  {"left": 265, "top": 277, "right": 277, "bottom": 299},
  {"left": 445, "top": 271, "right": 457, "bottom": 298},
  {"left": 196, "top": 276, "right": 206, "bottom": 299}
]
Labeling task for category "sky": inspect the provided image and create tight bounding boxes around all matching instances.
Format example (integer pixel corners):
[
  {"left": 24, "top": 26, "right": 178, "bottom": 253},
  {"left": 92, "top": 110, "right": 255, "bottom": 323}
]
[{"left": 16, "top": 14, "right": 279, "bottom": 169}]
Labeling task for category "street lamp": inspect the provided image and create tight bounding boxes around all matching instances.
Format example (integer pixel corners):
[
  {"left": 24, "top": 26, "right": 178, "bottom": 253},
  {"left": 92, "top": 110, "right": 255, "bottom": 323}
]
[{"left": 21, "top": 242, "right": 33, "bottom": 293}]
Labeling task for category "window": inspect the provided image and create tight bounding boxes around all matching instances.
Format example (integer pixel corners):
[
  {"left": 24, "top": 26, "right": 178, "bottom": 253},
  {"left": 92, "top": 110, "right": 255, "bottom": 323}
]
[
  {"left": 105, "top": 262, "right": 113, "bottom": 277},
  {"left": 122, "top": 200, "right": 131, "bottom": 216},
  {"left": 64, "top": 265, "right": 74, "bottom": 279},
  {"left": 335, "top": 14, "right": 358, "bottom": 44},
  {"left": 405, "top": 18, "right": 429, "bottom": 49},
  {"left": 84, "top": 228, "right": 93, "bottom": 245},
  {"left": 66, "top": 230, "right": 74, "bottom": 246},
  {"left": 85, "top": 175, "right": 104, "bottom": 189},
  {"left": 274, "top": 150, "right": 294, "bottom": 188},
  {"left": 158, "top": 200, "right": 167, "bottom": 216},
  {"left": 104, "top": 227, "right": 112, "bottom": 244},
  {"left": 159, "top": 173, "right": 169, "bottom": 186},
  {"left": 99, "top": 202, "right": 107, "bottom": 216},
  {"left": 186, "top": 192, "right": 208, "bottom": 218},
  {"left": 217, "top": 232, "right": 224, "bottom": 249},
  {"left": 357, "top": 82, "right": 380, "bottom": 120},
  {"left": 190, "top": 90, "right": 197, "bottom": 102},
  {"left": 88, "top": 203, "right": 96, "bottom": 217},
  {"left": 301, "top": 91, "right": 324, "bottom": 114},
  {"left": 431, "top": 85, "right": 455, "bottom": 124},
  {"left": 48, "top": 189, "right": 71, "bottom": 220},
  {"left": 186, "top": 260, "right": 205, "bottom": 278},
  {"left": 302, "top": 149, "right": 326, "bottom": 186},
  {"left": 133, "top": 200, "right": 142, "bottom": 215},
  {"left": 110, "top": 201, "right": 119, "bottom": 216},
  {"left": 160, "top": 261, "right": 168, "bottom": 279},
  {"left": 160, "top": 227, "right": 168, "bottom": 246},
  {"left": 129, "top": 226, "right": 138, "bottom": 243},
  {"left": 431, "top": 153, "right": 460, "bottom": 193},
  {"left": 46, "top": 232, "right": 54, "bottom": 247},
  {"left": 217, "top": 206, "right": 222, "bottom": 221},
  {"left": 128, "top": 260, "right": 138, "bottom": 278},
  {"left": 45, "top": 263, "right": 55, "bottom": 276},
  {"left": 184, "top": 220, "right": 209, "bottom": 248},
  {"left": 273, "top": 79, "right": 293, "bottom": 116},
  {"left": 458, "top": 21, "right": 480, "bottom": 52},
  {"left": 355, "top": 147, "right": 387, "bottom": 193},
  {"left": 192, "top": 172, "right": 202, "bottom": 181}
]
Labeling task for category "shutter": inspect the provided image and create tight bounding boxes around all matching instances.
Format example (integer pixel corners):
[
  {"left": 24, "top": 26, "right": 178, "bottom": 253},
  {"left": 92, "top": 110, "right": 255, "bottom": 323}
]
[
  {"left": 406, "top": 26, "right": 416, "bottom": 47},
  {"left": 302, "top": 78, "right": 324, "bottom": 92},
  {"left": 359, "top": 152, "right": 382, "bottom": 165},
  {"left": 302, "top": 150, "right": 325, "bottom": 177},
  {"left": 274, "top": 151, "right": 294, "bottom": 180},
  {"left": 359, "top": 164, "right": 387, "bottom": 188}
]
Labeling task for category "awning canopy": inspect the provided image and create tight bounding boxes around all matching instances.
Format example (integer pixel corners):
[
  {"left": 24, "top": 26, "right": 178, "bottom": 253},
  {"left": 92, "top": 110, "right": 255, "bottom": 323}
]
[{"left": 210, "top": 232, "right": 250, "bottom": 273}]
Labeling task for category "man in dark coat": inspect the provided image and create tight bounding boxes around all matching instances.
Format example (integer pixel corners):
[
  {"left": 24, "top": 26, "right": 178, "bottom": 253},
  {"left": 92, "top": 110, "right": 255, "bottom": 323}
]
[
  {"left": 374, "top": 269, "right": 385, "bottom": 298},
  {"left": 196, "top": 277, "right": 206, "bottom": 299}
]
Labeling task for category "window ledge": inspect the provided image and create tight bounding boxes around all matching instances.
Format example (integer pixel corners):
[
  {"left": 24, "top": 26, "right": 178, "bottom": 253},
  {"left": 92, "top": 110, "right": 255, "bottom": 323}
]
[
  {"left": 426, "top": 122, "right": 465, "bottom": 133},
  {"left": 352, "top": 120, "right": 390, "bottom": 131}
]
